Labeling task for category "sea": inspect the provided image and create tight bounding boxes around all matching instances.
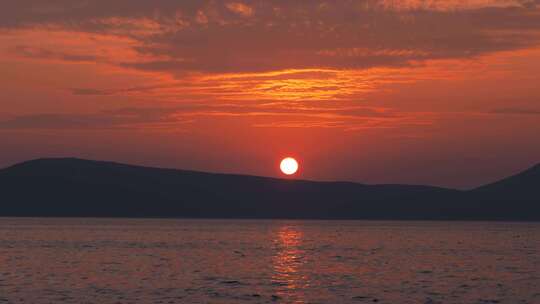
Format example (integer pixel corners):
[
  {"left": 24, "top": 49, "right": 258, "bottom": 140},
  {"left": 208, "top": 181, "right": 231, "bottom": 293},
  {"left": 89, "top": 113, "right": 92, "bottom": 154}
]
[{"left": 0, "top": 218, "right": 538, "bottom": 304}]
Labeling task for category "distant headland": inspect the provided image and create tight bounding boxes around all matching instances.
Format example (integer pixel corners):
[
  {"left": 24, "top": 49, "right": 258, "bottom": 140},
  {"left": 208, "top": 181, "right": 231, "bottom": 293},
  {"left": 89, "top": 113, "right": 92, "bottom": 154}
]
[{"left": 1, "top": 158, "right": 538, "bottom": 221}]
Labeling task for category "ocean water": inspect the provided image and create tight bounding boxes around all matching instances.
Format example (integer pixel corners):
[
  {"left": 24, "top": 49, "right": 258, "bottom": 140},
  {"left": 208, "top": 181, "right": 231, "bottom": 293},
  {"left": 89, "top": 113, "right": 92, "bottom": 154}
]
[{"left": 0, "top": 218, "right": 538, "bottom": 304}]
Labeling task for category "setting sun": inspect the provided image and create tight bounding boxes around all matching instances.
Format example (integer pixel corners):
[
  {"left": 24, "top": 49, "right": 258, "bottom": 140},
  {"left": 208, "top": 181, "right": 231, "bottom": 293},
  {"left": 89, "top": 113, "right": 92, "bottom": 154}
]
[{"left": 280, "top": 157, "right": 299, "bottom": 175}]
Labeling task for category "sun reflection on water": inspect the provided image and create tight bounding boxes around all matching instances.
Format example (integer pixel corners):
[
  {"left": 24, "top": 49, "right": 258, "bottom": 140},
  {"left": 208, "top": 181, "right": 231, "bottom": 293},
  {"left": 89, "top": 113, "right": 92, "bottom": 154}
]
[{"left": 271, "top": 225, "right": 309, "bottom": 303}]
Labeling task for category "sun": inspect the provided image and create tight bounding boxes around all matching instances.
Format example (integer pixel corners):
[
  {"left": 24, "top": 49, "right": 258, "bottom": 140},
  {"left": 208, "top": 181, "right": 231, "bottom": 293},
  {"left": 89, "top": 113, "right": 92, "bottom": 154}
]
[{"left": 280, "top": 157, "right": 299, "bottom": 175}]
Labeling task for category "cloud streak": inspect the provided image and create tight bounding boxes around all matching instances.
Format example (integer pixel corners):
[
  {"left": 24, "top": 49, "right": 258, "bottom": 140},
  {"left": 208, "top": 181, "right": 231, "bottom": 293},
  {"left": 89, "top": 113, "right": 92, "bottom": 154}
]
[
  {"left": 1, "top": 1, "right": 539, "bottom": 74},
  {"left": 0, "top": 104, "right": 433, "bottom": 131},
  {"left": 1, "top": 1, "right": 539, "bottom": 133},
  {"left": 490, "top": 107, "right": 540, "bottom": 115}
]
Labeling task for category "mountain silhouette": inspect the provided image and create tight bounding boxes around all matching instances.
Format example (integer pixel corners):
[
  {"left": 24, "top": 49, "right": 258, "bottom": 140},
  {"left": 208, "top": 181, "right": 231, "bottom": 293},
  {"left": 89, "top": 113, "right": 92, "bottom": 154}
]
[{"left": 0, "top": 158, "right": 538, "bottom": 220}]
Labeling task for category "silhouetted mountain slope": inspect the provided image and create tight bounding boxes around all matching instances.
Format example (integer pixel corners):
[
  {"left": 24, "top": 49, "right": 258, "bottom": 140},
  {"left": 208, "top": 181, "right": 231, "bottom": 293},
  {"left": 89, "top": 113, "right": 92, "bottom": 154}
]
[
  {"left": 472, "top": 164, "right": 540, "bottom": 198},
  {"left": 465, "top": 164, "right": 540, "bottom": 219},
  {"left": 0, "top": 158, "right": 538, "bottom": 220}
]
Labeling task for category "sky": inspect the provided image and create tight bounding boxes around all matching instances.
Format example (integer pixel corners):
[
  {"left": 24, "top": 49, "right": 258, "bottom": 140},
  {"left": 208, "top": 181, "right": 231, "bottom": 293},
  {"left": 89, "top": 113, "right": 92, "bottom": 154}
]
[{"left": 1, "top": 0, "right": 540, "bottom": 189}]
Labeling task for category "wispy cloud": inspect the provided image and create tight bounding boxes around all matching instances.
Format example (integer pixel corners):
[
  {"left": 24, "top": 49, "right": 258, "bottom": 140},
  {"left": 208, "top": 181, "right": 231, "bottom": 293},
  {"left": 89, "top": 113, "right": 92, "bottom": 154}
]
[
  {"left": 0, "top": 0, "right": 539, "bottom": 132},
  {"left": 1, "top": 1, "right": 539, "bottom": 74},
  {"left": 0, "top": 104, "right": 434, "bottom": 131},
  {"left": 226, "top": 2, "right": 254, "bottom": 17},
  {"left": 0, "top": 108, "right": 186, "bottom": 130},
  {"left": 490, "top": 107, "right": 540, "bottom": 115}
]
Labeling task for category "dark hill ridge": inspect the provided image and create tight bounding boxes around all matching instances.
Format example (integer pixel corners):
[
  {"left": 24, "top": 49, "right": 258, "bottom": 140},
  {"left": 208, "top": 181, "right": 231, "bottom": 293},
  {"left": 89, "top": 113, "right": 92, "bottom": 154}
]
[
  {"left": 1, "top": 158, "right": 538, "bottom": 220},
  {"left": 471, "top": 163, "right": 540, "bottom": 198}
]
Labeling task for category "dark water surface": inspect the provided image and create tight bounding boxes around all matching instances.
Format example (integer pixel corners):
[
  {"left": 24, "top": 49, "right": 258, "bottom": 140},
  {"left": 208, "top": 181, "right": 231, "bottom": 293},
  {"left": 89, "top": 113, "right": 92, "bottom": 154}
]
[{"left": 0, "top": 218, "right": 538, "bottom": 303}]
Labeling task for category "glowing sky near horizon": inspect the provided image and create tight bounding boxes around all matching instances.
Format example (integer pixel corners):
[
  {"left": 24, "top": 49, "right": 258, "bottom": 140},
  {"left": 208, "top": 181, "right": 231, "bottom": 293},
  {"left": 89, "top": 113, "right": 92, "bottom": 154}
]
[{"left": 1, "top": 0, "right": 540, "bottom": 188}]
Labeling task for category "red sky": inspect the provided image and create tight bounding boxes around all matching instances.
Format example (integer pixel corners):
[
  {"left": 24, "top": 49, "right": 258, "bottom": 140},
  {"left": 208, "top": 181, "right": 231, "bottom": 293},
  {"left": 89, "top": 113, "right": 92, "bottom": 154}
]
[{"left": 1, "top": 0, "right": 540, "bottom": 189}]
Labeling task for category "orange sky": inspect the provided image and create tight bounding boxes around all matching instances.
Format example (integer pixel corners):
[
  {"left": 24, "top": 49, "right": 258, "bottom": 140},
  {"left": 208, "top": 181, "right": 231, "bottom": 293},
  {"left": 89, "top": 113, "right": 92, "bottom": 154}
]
[{"left": 1, "top": 0, "right": 540, "bottom": 188}]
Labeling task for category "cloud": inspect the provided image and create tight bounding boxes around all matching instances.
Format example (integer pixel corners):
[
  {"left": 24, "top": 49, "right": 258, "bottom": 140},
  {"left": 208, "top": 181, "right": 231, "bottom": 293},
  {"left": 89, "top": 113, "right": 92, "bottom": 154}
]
[
  {"left": 0, "top": 104, "right": 432, "bottom": 131},
  {"left": 71, "top": 88, "right": 112, "bottom": 96},
  {"left": 1, "top": 1, "right": 539, "bottom": 74},
  {"left": 0, "top": 113, "right": 120, "bottom": 129},
  {"left": 0, "top": 108, "right": 185, "bottom": 130},
  {"left": 226, "top": 2, "right": 254, "bottom": 17},
  {"left": 12, "top": 45, "right": 98, "bottom": 62},
  {"left": 490, "top": 107, "right": 540, "bottom": 115},
  {"left": 1, "top": 1, "right": 539, "bottom": 133}
]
